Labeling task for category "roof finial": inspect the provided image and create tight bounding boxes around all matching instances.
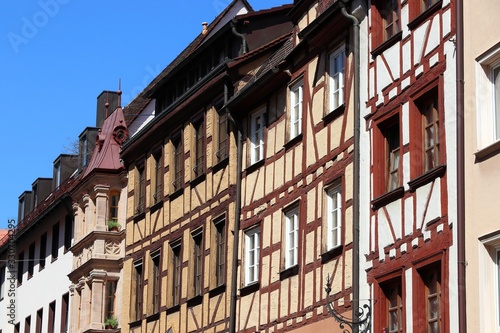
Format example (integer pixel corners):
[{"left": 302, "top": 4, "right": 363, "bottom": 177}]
[
  {"left": 105, "top": 91, "right": 110, "bottom": 118},
  {"left": 117, "top": 79, "right": 122, "bottom": 108},
  {"left": 202, "top": 22, "right": 208, "bottom": 35}
]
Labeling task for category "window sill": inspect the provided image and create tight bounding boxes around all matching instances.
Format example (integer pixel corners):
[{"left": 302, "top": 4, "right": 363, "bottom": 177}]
[
  {"left": 371, "top": 186, "right": 405, "bottom": 210},
  {"left": 284, "top": 133, "right": 303, "bottom": 150},
  {"left": 408, "top": 165, "right": 446, "bottom": 192},
  {"left": 212, "top": 155, "right": 229, "bottom": 173},
  {"left": 129, "top": 319, "right": 142, "bottom": 328},
  {"left": 166, "top": 304, "right": 180, "bottom": 314},
  {"left": 150, "top": 200, "right": 163, "bottom": 213},
  {"left": 475, "top": 140, "right": 500, "bottom": 162},
  {"left": 240, "top": 282, "right": 260, "bottom": 297},
  {"left": 323, "top": 104, "right": 345, "bottom": 126},
  {"left": 209, "top": 283, "right": 226, "bottom": 297},
  {"left": 321, "top": 245, "right": 343, "bottom": 264},
  {"left": 245, "top": 159, "right": 265, "bottom": 175},
  {"left": 169, "top": 187, "right": 183, "bottom": 201},
  {"left": 187, "top": 294, "right": 203, "bottom": 307},
  {"left": 146, "top": 312, "right": 160, "bottom": 323},
  {"left": 279, "top": 265, "right": 299, "bottom": 280},
  {"left": 408, "top": 1, "right": 443, "bottom": 30},
  {"left": 190, "top": 173, "right": 206, "bottom": 188},
  {"left": 133, "top": 211, "right": 146, "bottom": 222},
  {"left": 371, "top": 31, "right": 403, "bottom": 58}
]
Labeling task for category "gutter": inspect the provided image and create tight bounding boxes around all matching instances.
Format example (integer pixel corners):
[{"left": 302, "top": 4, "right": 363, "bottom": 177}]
[
  {"left": 455, "top": 0, "right": 466, "bottom": 331},
  {"left": 340, "top": 2, "right": 361, "bottom": 332},
  {"left": 227, "top": 86, "right": 243, "bottom": 333}
]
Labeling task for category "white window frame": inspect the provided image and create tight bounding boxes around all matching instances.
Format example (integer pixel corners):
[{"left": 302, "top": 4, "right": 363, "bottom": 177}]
[
  {"left": 476, "top": 45, "right": 500, "bottom": 150},
  {"left": 250, "top": 107, "right": 266, "bottom": 164},
  {"left": 479, "top": 232, "right": 500, "bottom": 332},
  {"left": 245, "top": 228, "right": 260, "bottom": 286},
  {"left": 329, "top": 45, "right": 346, "bottom": 112},
  {"left": 285, "top": 207, "right": 299, "bottom": 269},
  {"left": 326, "top": 183, "right": 342, "bottom": 250},
  {"left": 290, "top": 81, "right": 303, "bottom": 139}
]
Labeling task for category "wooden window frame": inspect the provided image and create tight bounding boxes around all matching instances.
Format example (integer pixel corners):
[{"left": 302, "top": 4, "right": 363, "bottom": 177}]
[
  {"left": 214, "top": 216, "right": 226, "bottom": 287},
  {"left": 249, "top": 107, "right": 266, "bottom": 164},
  {"left": 328, "top": 45, "right": 346, "bottom": 113},
  {"left": 152, "top": 149, "right": 163, "bottom": 205},
  {"left": 151, "top": 251, "right": 161, "bottom": 313},
  {"left": 244, "top": 227, "right": 260, "bottom": 286},
  {"left": 289, "top": 80, "right": 303, "bottom": 140},
  {"left": 24, "top": 316, "right": 30, "bottom": 333},
  {"left": 215, "top": 98, "right": 229, "bottom": 163},
  {"left": 105, "top": 280, "right": 117, "bottom": 319},
  {"left": 171, "top": 134, "right": 184, "bottom": 192},
  {"left": 192, "top": 114, "right": 206, "bottom": 178},
  {"left": 135, "top": 163, "right": 146, "bottom": 214},
  {"left": 414, "top": 261, "right": 443, "bottom": 333},
  {"left": 35, "top": 308, "right": 43, "bottom": 333},
  {"left": 375, "top": 273, "right": 404, "bottom": 333},
  {"left": 284, "top": 206, "right": 299, "bottom": 270},
  {"left": 326, "top": 182, "right": 342, "bottom": 251},
  {"left": 48, "top": 300, "right": 56, "bottom": 333}
]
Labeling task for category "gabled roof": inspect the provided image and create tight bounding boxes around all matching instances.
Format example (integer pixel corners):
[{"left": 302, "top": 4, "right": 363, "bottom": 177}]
[
  {"left": 123, "top": 0, "right": 253, "bottom": 126},
  {"left": 83, "top": 106, "right": 128, "bottom": 177}
]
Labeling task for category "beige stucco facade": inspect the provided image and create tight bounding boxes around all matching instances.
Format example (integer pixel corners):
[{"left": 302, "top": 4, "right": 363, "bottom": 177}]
[{"left": 464, "top": 0, "right": 500, "bottom": 331}]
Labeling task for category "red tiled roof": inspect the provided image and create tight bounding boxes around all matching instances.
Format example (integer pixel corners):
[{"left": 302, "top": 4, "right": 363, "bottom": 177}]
[{"left": 0, "top": 230, "right": 8, "bottom": 247}]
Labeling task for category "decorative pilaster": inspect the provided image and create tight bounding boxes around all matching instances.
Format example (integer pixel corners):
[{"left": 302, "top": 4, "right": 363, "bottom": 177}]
[
  {"left": 94, "top": 185, "right": 110, "bottom": 232},
  {"left": 72, "top": 202, "right": 83, "bottom": 243},
  {"left": 83, "top": 194, "right": 92, "bottom": 236},
  {"left": 89, "top": 269, "right": 107, "bottom": 329}
]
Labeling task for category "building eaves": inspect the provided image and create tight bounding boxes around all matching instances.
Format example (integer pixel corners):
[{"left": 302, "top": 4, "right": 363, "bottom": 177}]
[{"left": 235, "top": 3, "right": 293, "bottom": 20}]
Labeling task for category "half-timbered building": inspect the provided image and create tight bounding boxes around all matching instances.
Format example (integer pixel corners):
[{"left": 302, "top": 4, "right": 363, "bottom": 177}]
[
  {"left": 119, "top": 2, "right": 293, "bottom": 333},
  {"left": 361, "top": 0, "right": 459, "bottom": 332},
  {"left": 228, "top": 0, "right": 366, "bottom": 332}
]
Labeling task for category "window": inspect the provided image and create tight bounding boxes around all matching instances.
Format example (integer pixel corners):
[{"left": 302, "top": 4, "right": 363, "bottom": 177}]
[
  {"left": 24, "top": 316, "right": 30, "bottom": 333},
  {"left": 172, "top": 135, "right": 183, "bottom": 191},
  {"left": 151, "top": 251, "right": 161, "bottom": 313},
  {"left": 214, "top": 216, "right": 226, "bottom": 286},
  {"left": 329, "top": 46, "right": 346, "bottom": 112},
  {"left": 326, "top": 183, "right": 342, "bottom": 251},
  {"left": 48, "top": 301, "right": 55, "bottom": 333},
  {"left": 171, "top": 242, "right": 181, "bottom": 306},
  {"left": 416, "top": 263, "right": 442, "bottom": 333},
  {"left": 250, "top": 108, "right": 266, "bottom": 164},
  {"left": 193, "top": 117, "right": 205, "bottom": 178},
  {"left": 28, "top": 242, "right": 35, "bottom": 279},
  {"left": 61, "top": 293, "right": 69, "bottom": 333},
  {"left": 476, "top": 47, "right": 500, "bottom": 151},
  {"left": 381, "top": 279, "right": 403, "bottom": 333},
  {"left": 135, "top": 164, "right": 145, "bottom": 214},
  {"left": 419, "top": 0, "right": 439, "bottom": 13},
  {"left": 284, "top": 207, "right": 299, "bottom": 269},
  {"left": 17, "top": 251, "right": 23, "bottom": 285},
  {"left": 64, "top": 214, "right": 73, "bottom": 251},
  {"left": 36, "top": 308, "right": 43, "bottom": 333},
  {"left": 192, "top": 230, "right": 203, "bottom": 296},
  {"left": 0, "top": 265, "right": 4, "bottom": 300},
  {"left": 381, "top": 0, "right": 400, "bottom": 41},
  {"left": 132, "top": 261, "right": 143, "bottom": 321},
  {"left": 52, "top": 223, "right": 59, "bottom": 261},
  {"left": 109, "top": 192, "right": 119, "bottom": 222},
  {"left": 416, "top": 91, "right": 440, "bottom": 173},
  {"left": 216, "top": 99, "right": 229, "bottom": 162},
  {"left": 152, "top": 151, "right": 162, "bottom": 204},
  {"left": 105, "top": 281, "right": 117, "bottom": 319},
  {"left": 290, "top": 81, "right": 303, "bottom": 139},
  {"left": 374, "top": 115, "right": 402, "bottom": 197},
  {"left": 55, "top": 162, "right": 61, "bottom": 188},
  {"left": 14, "top": 323, "right": 20, "bottom": 333},
  {"left": 245, "top": 228, "right": 260, "bottom": 286},
  {"left": 39, "top": 233, "right": 47, "bottom": 270}
]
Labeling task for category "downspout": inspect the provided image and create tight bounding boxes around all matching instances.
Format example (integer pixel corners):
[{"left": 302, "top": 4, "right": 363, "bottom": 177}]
[
  {"left": 455, "top": 0, "right": 466, "bottom": 331},
  {"left": 227, "top": 88, "right": 243, "bottom": 333},
  {"left": 340, "top": 2, "right": 360, "bottom": 332},
  {"left": 231, "top": 19, "right": 247, "bottom": 55}
]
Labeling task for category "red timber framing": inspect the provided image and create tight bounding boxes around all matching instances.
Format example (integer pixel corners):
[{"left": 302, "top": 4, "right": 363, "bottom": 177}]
[
  {"left": 228, "top": 1, "right": 359, "bottom": 332},
  {"left": 365, "top": 0, "right": 456, "bottom": 332}
]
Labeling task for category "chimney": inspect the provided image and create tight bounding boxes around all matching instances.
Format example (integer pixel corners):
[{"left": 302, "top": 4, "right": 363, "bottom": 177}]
[
  {"left": 202, "top": 22, "right": 208, "bottom": 35},
  {"left": 96, "top": 91, "right": 119, "bottom": 128}
]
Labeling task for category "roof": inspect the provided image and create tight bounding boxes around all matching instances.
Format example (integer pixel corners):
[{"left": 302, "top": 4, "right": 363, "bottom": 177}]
[
  {"left": 122, "top": 0, "right": 252, "bottom": 125},
  {"left": 0, "top": 230, "right": 8, "bottom": 247},
  {"left": 83, "top": 105, "right": 128, "bottom": 177}
]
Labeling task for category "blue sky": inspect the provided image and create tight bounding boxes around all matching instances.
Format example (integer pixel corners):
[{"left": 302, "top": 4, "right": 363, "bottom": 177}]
[{"left": 0, "top": 0, "right": 289, "bottom": 229}]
